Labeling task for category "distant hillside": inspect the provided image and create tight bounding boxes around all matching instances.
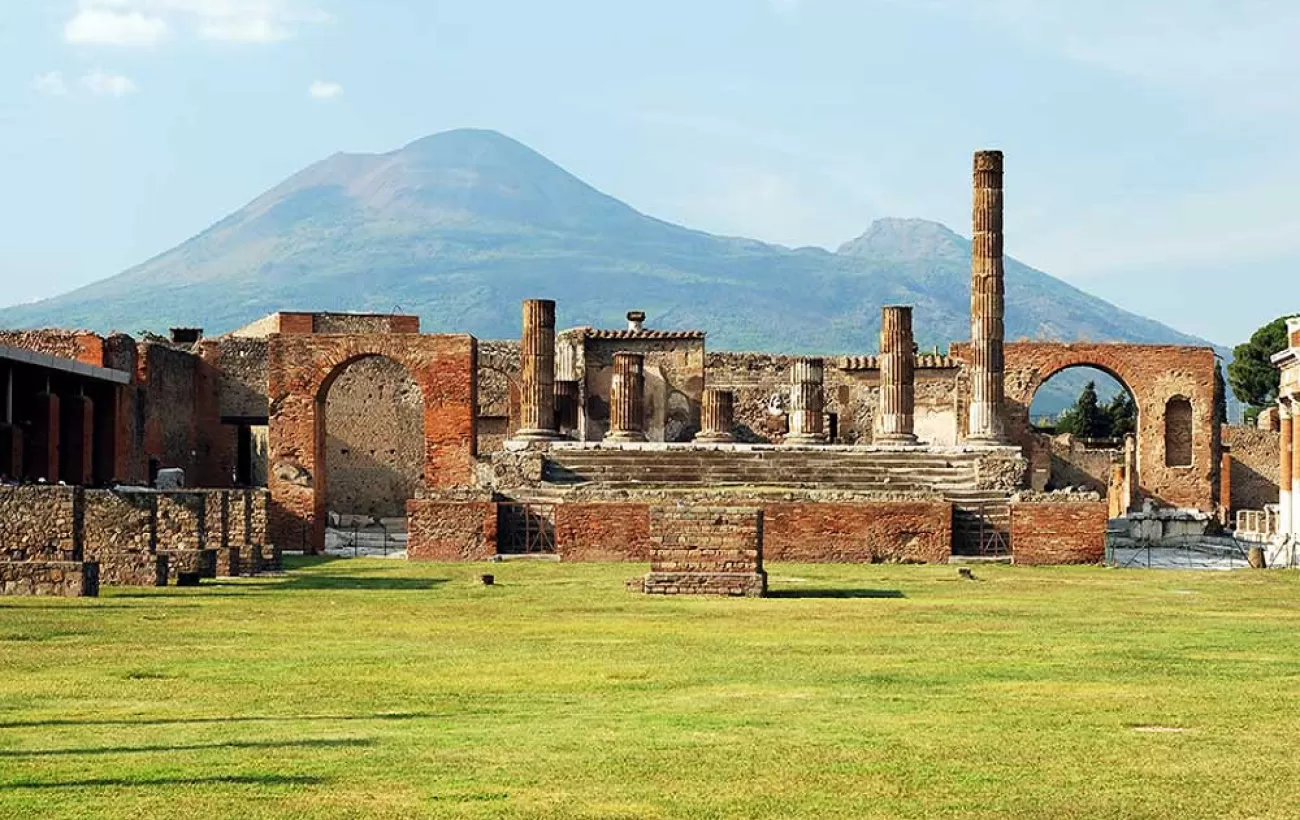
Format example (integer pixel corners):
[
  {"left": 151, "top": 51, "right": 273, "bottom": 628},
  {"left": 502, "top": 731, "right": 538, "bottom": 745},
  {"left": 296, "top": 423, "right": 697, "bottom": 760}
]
[{"left": 0, "top": 128, "right": 1222, "bottom": 413}]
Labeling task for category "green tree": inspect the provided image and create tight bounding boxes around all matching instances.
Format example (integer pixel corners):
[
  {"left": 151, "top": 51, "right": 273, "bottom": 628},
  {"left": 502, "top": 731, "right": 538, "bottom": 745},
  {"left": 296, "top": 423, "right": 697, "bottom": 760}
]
[
  {"left": 1228, "top": 316, "right": 1294, "bottom": 421},
  {"left": 1106, "top": 390, "right": 1137, "bottom": 439},
  {"left": 1055, "top": 381, "right": 1108, "bottom": 439}
]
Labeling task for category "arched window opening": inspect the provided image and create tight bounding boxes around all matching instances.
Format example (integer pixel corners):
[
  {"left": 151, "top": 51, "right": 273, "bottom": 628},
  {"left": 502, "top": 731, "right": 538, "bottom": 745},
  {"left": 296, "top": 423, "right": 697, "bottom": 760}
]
[{"left": 1164, "top": 397, "right": 1194, "bottom": 467}]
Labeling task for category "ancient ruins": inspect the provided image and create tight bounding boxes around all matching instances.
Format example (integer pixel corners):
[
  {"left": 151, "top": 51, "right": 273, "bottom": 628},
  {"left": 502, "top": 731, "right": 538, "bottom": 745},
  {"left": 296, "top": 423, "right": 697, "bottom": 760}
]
[{"left": 3, "top": 150, "right": 1293, "bottom": 596}]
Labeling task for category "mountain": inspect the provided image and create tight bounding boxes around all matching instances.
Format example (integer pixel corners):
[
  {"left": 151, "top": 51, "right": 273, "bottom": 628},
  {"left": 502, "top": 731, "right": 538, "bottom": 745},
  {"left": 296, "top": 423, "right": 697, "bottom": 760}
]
[{"left": 0, "top": 128, "right": 1218, "bottom": 415}]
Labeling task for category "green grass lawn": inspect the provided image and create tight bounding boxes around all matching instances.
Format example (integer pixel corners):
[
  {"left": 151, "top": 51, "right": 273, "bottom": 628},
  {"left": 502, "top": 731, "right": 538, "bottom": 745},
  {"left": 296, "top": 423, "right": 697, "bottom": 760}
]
[{"left": 3, "top": 559, "right": 1300, "bottom": 819}]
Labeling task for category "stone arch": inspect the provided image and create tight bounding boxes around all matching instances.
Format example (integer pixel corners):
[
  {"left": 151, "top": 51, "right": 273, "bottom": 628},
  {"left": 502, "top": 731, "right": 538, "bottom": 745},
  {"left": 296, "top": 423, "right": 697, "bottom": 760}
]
[
  {"left": 1023, "top": 362, "right": 1138, "bottom": 494},
  {"left": 266, "top": 333, "right": 477, "bottom": 551},
  {"left": 996, "top": 343, "right": 1217, "bottom": 510}
]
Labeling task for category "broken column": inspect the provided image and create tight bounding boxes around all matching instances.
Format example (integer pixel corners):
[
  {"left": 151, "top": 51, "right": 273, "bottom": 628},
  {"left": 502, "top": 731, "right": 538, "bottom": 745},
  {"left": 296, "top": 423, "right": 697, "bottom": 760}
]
[
  {"left": 877, "top": 305, "right": 919, "bottom": 445},
  {"left": 1282, "top": 403, "right": 1293, "bottom": 538},
  {"left": 785, "top": 358, "right": 826, "bottom": 445},
  {"left": 513, "top": 298, "right": 560, "bottom": 441},
  {"left": 607, "top": 352, "right": 647, "bottom": 443},
  {"left": 694, "top": 388, "right": 735, "bottom": 443},
  {"left": 967, "top": 149, "right": 1008, "bottom": 444}
]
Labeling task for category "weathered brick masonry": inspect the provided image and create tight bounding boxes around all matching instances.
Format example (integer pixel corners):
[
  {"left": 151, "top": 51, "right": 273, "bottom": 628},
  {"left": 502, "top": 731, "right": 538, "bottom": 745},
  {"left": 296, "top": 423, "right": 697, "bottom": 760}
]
[
  {"left": 406, "top": 499, "right": 498, "bottom": 561},
  {"left": 1222, "top": 425, "right": 1281, "bottom": 515},
  {"left": 1010, "top": 501, "right": 1108, "bottom": 565},
  {"left": 267, "top": 332, "right": 477, "bottom": 552},
  {"left": 553, "top": 503, "right": 651, "bottom": 561},
  {"left": 762, "top": 501, "right": 952, "bottom": 563},
  {"left": 643, "top": 505, "right": 766, "bottom": 596}
]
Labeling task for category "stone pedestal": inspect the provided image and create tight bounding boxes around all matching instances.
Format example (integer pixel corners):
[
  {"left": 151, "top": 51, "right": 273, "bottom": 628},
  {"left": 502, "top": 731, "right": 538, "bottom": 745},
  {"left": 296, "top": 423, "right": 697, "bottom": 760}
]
[
  {"left": 694, "top": 389, "right": 735, "bottom": 443},
  {"left": 785, "top": 358, "right": 826, "bottom": 445},
  {"left": 607, "top": 352, "right": 647, "bottom": 443},
  {"left": 513, "top": 299, "right": 561, "bottom": 441},
  {"left": 877, "top": 305, "right": 919, "bottom": 445},
  {"left": 967, "top": 150, "right": 1008, "bottom": 444}
]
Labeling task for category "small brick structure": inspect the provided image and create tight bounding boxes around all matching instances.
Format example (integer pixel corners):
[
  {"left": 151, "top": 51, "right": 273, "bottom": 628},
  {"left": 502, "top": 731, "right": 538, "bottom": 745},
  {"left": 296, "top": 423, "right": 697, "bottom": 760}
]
[
  {"left": 406, "top": 499, "right": 498, "bottom": 561},
  {"left": 641, "top": 505, "right": 766, "bottom": 597},
  {"left": 0, "top": 560, "right": 99, "bottom": 597},
  {"left": 1010, "top": 501, "right": 1108, "bottom": 565},
  {"left": 554, "top": 503, "right": 651, "bottom": 561}
]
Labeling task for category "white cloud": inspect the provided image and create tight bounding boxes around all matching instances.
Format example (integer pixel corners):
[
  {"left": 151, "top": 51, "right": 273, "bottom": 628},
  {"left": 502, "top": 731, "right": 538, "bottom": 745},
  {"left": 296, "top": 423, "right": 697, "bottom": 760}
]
[
  {"left": 308, "top": 80, "right": 343, "bottom": 100},
  {"left": 82, "top": 69, "right": 138, "bottom": 97},
  {"left": 63, "top": 0, "right": 328, "bottom": 46},
  {"left": 31, "top": 71, "right": 69, "bottom": 96},
  {"left": 65, "top": 7, "right": 169, "bottom": 46}
]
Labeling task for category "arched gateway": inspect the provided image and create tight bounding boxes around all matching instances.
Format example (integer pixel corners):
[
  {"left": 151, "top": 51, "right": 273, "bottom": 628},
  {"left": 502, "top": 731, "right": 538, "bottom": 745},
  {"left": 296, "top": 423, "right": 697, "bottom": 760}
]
[
  {"left": 1001, "top": 342, "right": 1218, "bottom": 511},
  {"left": 266, "top": 333, "right": 478, "bottom": 551}
]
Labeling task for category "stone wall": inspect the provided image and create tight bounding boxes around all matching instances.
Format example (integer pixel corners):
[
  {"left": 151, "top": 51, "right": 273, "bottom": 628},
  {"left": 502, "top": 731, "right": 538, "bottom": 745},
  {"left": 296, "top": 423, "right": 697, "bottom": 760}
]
[
  {"left": 643, "top": 505, "right": 765, "bottom": 596},
  {"left": 138, "top": 341, "right": 202, "bottom": 481},
  {"left": 1010, "top": 501, "right": 1108, "bottom": 565},
  {"left": 406, "top": 499, "right": 497, "bottom": 561},
  {"left": 583, "top": 335, "right": 705, "bottom": 442},
  {"left": 704, "top": 352, "right": 962, "bottom": 445},
  {"left": 477, "top": 340, "right": 520, "bottom": 453},
  {"left": 0, "top": 330, "right": 105, "bottom": 366},
  {"left": 323, "top": 355, "right": 425, "bottom": 517},
  {"left": 0, "top": 486, "right": 83, "bottom": 560},
  {"left": 0, "top": 561, "right": 99, "bottom": 597},
  {"left": 156, "top": 492, "right": 206, "bottom": 552},
  {"left": 1222, "top": 425, "right": 1280, "bottom": 515},
  {"left": 554, "top": 503, "right": 651, "bottom": 561},
  {"left": 762, "top": 501, "right": 952, "bottom": 563},
  {"left": 1038, "top": 434, "right": 1119, "bottom": 494}
]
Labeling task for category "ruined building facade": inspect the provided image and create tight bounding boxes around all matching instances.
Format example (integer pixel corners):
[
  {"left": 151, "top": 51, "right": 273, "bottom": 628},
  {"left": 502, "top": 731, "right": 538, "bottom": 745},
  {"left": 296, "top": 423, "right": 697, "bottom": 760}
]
[{"left": 0, "top": 150, "right": 1245, "bottom": 594}]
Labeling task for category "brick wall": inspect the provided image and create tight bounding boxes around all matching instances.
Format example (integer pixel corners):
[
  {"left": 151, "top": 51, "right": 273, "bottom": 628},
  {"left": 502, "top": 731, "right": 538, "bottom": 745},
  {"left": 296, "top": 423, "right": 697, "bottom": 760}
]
[
  {"left": 644, "top": 505, "right": 765, "bottom": 596},
  {"left": 1010, "top": 501, "right": 1108, "bottom": 565},
  {"left": 763, "top": 501, "right": 952, "bottom": 563},
  {"left": 1223, "top": 425, "right": 1280, "bottom": 514},
  {"left": 0, "top": 486, "right": 83, "bottom": 561},
  {"left": 0, "top": 561, "right": 99, "bottom": 597},
  {"left": 554, "top": 503, "right": 651, "bottom": 561},
  {"left": 406, "top": 500, "right": 497, "bottom": 561}
]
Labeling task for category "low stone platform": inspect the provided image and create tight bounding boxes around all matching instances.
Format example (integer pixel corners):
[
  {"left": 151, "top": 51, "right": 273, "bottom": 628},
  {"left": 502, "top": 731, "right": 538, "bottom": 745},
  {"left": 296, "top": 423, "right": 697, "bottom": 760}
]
[
  {"left": 640, "top": 505, "right": 766, "bottom": 597},
  {"left": 0, "top": 560, "right": 99, "bottom": 597}
]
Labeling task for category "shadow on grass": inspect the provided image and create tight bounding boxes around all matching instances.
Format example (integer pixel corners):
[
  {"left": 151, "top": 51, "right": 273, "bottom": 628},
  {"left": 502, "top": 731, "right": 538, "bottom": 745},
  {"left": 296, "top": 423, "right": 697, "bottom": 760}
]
[
  {"left": 2, "top": 774, "right": 327, "bottom": 790},
  {"left": 767, "top": 589, "right": 907, "bottom": 599},
  {"left": 266, "top": 574, "right": 448, "bottom": 591},
  {"left": 0, "top": 737, "right": 374, "bottom": 758},
  {"left": 0, "top": 711, "right": 438, "bottom": 730}
]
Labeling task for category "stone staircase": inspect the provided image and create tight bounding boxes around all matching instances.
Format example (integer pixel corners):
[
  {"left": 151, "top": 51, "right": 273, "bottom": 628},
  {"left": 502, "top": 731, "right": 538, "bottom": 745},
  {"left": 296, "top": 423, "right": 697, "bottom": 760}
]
[{"left": 538, "top": 448, "right": 1013, "bottom": 555}]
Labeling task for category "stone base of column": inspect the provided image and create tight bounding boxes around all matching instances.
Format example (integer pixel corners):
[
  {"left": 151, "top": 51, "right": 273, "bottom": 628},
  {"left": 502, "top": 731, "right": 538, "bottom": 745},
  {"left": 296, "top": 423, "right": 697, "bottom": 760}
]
[
  {"left": 511, "top": 428, "right": 564, "bottom": 442},
  {"left": 965, "top": 435, "right": 1007, "bottom": 447},
  {"left": 875, "top": 432, "right": 920, "bottom": 447},
  {"left": 693, "top": 431, "right": 734, "bottom": 444},
  {"left": 606, "top": 430, "right": 648, "bottom": 443},
  {"left": 783, "top": 433, "right": 827, "bottom": 446}
]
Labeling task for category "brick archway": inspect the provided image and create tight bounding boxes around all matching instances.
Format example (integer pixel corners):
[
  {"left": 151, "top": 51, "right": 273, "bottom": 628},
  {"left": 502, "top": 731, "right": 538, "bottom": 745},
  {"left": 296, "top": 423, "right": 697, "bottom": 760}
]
[
  {"left": 267, "top": 333, "right": 477, "bottom": 551},
  {"left": 1001, "top": 343, "right": 1217, "bottom": 510}
]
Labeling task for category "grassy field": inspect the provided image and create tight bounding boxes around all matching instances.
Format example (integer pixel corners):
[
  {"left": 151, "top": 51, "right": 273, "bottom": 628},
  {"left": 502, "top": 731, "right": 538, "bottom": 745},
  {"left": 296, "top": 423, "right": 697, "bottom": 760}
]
[{"left": 3, "top": 558, "right": 1300, "bottom": 819}]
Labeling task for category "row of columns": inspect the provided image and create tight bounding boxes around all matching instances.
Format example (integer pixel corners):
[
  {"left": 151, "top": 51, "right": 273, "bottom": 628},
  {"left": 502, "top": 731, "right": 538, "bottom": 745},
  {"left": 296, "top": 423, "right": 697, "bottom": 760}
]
[
  {"left": 510, "top": 297, "right": 933, "bottom": 446},
  {"left": 0, "top": 365, "right": 100, "bottom": 485},
  {"left": 514, "top": 144, "right": 1009, "bottom": 449}
]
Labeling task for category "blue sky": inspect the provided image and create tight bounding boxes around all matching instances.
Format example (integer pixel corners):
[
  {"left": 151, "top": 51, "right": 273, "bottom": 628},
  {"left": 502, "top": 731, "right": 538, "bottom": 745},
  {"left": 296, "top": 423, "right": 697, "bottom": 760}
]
[{"left": 2, "top": 0, "right": 1298, "bottom": 346}]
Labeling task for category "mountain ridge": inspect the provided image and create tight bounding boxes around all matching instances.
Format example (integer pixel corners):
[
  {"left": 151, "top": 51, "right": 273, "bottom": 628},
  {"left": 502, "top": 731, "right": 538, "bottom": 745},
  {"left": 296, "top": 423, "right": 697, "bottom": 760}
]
[{"left": 0, "top": 128, "right": 1213, "bottom": 363}]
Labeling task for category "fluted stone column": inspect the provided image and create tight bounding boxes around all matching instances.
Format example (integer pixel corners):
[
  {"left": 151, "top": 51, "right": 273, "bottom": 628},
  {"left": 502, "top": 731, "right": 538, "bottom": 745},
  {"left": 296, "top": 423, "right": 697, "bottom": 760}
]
[
  {"left": 1281, "top": 403, "right": 1293, "bottom": 538},
  {"left": 607, "top": 352, "right": 647, "bottom": 443},
  {"left": 786, "top": 358, "right": 826, "bottom": 445},
  {"left": 877, "top": 305, "right": 919, "bottom": 445},
  {"left": 514, "top": 299, "right": 560, "bottom": 441},
  {"left": 695, "top": 389, "right": 735, "bottom": 443},
  {"left": 967, "top": 150, "right": 1008, "bottom": 444}
]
